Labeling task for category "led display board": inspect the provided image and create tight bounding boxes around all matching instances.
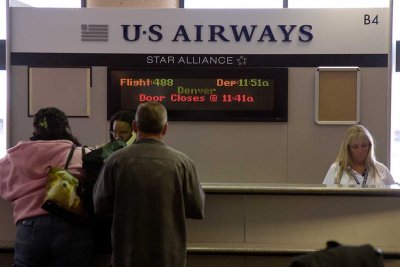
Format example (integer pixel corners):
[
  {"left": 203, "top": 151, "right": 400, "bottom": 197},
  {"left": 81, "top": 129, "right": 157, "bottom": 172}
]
[{"left": 108, "top": 67, "right": 288, "bottom": 122}]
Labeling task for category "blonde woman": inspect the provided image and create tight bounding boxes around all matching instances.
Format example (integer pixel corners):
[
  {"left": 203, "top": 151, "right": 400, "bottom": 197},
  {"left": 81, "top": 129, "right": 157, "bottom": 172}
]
[{"left": 323, "top": 125, "right": 395, "bottom": 186}]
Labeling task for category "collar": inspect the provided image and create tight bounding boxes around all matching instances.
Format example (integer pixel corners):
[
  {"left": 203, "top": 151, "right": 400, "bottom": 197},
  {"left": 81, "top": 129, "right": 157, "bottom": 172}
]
[
  {"left": 125, "top": 132, "right": 136, "bottom": 146},
  {"left": 135, "top": 138, "right": 165, "bottom": 145}
]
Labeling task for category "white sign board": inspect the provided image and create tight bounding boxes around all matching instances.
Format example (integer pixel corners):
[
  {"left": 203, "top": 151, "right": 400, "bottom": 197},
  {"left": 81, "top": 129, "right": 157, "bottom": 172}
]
[{"left": 11, "top": 8, "right": 389, "bottom": 55}]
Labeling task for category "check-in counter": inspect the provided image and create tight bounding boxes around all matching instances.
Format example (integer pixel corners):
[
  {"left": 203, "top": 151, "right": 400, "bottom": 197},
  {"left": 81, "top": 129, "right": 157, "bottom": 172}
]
[
  {"left": 2, "top": 183, "right": 400, "bottom": 267},
  {"left": 186, "top": 183, "right": 400, "bottom": 267}
]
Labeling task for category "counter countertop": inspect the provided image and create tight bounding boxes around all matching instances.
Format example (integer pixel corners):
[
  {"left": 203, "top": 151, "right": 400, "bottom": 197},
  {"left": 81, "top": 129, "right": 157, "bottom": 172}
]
[{"left": 202, "top": 182, "right": 400, "bottom": 196}]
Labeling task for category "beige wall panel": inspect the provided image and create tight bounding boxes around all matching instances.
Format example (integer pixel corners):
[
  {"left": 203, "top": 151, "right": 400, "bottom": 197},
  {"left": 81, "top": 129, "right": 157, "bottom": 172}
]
[
  {"left": 10, "top": 66, "right": 31, "bottom": 145},
  {"left": 0, "top": 200, "right": 15, "bottom": 247},
  {"left": 10, "top": 67, "right": 109, "bottom": 148},
  {"left": 359, "top": 68, "right": 390, "bottom": 165},
  {"left": 245, "top": 195, "right": 400, "bottom": 251},
  {"left": 28, "top": 67, "right": 91, "bottom": 117},
  {"left": 287, "top": 68, "right": 390, "bottom": 184},
  {"left": 187, "top": 195, "right": 245, "bottom": 243},
  {"left": 165, "top": 123, "right": 288, "bottom": 183},
  {"left": 86, "top": 0, "right": 178, "bottom": 8},
  {"left": 238, "top": 124, "right": 288, "bottom": 183},
  {"left": 287, "top": 68, "right": 342, "bottom": 184}
]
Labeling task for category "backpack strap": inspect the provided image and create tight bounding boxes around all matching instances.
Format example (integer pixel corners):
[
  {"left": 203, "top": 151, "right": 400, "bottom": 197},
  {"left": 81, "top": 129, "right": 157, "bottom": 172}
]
[{"left": 64, "top": 145, "right": 76, "bottom": 169}]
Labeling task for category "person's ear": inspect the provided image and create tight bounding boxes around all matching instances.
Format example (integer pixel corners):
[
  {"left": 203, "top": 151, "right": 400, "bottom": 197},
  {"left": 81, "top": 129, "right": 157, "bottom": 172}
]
[
  {"left": 132, "top": 120, "right": 138, "bottom": 133},
  {"left": 162, "top": 123, "right": 168, "bottom": 136}
]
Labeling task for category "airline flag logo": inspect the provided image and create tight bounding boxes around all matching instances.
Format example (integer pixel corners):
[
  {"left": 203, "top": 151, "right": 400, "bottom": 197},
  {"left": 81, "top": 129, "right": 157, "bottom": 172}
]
[{"left": 81, "top": 24, "right": 109, "bottom": 41}]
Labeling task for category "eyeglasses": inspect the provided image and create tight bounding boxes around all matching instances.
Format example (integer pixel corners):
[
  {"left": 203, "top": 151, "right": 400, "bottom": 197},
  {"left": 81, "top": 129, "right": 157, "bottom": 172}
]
[{"left": 110, "top": 130, "right": 131, "bottom": 137}]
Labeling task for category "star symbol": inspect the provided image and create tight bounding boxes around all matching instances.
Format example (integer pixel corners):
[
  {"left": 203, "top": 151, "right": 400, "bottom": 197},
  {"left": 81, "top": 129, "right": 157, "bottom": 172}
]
[{"left": 236, "top": 56, "right": 248, "bottom": 66}]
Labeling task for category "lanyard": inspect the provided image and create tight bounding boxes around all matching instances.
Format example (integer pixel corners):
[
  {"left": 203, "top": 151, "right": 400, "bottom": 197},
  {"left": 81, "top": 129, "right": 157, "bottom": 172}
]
[{"left": 348, "top": 167, "right": 369, "bottom": 187}]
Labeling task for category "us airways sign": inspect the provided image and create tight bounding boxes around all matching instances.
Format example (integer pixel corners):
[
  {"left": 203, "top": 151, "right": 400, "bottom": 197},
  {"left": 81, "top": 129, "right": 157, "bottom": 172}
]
[
  {"left": 11, "top": 8, "right": 389, "bottom": 55},
  {"left": 121, "top": 24, "right": 313, "bottom": 43}
]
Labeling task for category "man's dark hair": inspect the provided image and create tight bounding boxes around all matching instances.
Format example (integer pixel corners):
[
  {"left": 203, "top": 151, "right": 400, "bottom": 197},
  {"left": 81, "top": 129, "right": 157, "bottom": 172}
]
[
  {"left": 30, "top": 107, "right": 81, "bottom": 145},
  {"left": 136, "top": 102, "right": 167, "bottom": 134}
]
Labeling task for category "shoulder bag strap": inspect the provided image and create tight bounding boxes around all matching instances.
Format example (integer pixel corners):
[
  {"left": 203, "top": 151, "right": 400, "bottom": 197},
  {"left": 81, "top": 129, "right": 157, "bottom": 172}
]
[
  {"left": 81, "top": 146, "right": 87, "bottom": 158},
  {"left": 64, "top": 145, "right": 76, "bottom": 169}
]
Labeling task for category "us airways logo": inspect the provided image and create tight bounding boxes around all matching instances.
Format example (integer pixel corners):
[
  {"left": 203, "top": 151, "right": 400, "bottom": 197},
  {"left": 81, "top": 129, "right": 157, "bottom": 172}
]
[{"left": 121, "top": 24, "right": 313, "bottom": 42}]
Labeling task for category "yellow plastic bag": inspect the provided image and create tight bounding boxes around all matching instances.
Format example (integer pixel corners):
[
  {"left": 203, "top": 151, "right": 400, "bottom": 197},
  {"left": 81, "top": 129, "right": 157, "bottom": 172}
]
[
  {"left": 43, "top": 167, "right": 85, "bottom": 217},
  {"left": 41, "top": 146, "right": 86, "bottom": 224}
]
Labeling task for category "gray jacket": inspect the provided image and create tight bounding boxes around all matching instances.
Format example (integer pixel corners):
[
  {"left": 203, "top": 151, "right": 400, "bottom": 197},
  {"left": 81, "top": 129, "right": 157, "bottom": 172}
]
[{"left": 93, "top": 138, "right": 205, "bottom": 267}]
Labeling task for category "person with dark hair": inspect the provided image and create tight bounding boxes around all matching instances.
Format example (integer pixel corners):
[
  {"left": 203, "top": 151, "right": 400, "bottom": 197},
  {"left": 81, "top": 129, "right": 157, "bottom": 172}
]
[
  {"left": 0, "top": 107, "right": 93, "bottom": 267},
  {"left": 93, "top": 102, "right": 205, "bottom": 267},
  {"left": 30, "top": 107, "right": 81, "bottom": 145},
  {"left": 109, "top": 110, "right": 136, "bottom": 145},
  {"left": 82, "top": 110, "right": 136, "bottom": 260}
]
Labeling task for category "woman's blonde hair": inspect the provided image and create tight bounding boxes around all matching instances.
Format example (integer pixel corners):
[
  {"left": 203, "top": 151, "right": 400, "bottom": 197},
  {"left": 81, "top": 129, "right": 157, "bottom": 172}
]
[{"left": 334, "top": 125, "right": 379, "bottom": 184}]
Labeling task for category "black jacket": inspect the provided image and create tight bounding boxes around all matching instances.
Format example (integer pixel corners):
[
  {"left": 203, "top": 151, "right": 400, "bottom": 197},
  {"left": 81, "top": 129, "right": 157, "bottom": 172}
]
[{"left": 290, "top": 242, "right": 384, "bottom": 267}]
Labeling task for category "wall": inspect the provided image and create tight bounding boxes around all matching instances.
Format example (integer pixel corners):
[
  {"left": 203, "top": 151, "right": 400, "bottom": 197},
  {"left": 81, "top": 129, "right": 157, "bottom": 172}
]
[{"left": 8, "top": 67, "right": 391, "bottom": 184}]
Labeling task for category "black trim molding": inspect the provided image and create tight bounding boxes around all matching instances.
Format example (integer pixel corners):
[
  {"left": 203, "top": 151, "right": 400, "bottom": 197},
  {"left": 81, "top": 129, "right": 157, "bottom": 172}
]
[
  {"left": 397, "top": 41, "right": 399, "bottom": 72},
  {"left": 0, "top": 40, "right": 5, "bottom": 70},
  {"left": 11, "top": 52, "right": 388, "bottom": 68}
]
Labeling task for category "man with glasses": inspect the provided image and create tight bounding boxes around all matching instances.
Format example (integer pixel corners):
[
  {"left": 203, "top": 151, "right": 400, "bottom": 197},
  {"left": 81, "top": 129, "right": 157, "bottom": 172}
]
[{"left": 109, "top": 110, "right": 136, "bottom": 146}]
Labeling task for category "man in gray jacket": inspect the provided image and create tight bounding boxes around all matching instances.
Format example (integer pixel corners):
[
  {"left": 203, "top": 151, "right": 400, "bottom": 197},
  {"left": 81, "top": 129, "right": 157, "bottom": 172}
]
[{"left": 93, "top": 102, "right": 205, "bottom": 267}]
